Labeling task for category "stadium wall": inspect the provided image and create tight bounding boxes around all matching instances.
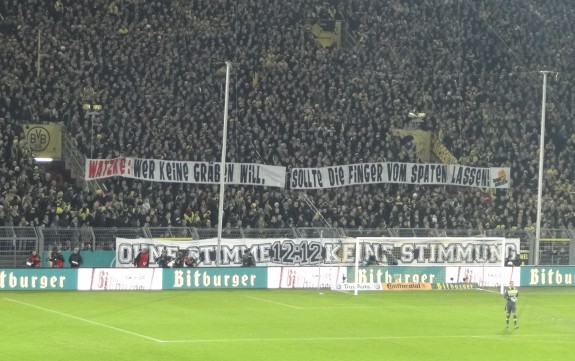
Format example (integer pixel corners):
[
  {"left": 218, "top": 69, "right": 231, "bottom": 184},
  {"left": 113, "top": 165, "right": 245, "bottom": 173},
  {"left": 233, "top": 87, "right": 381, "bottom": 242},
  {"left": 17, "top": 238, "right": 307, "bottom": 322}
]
[{"left": 2, "top": 266, "right": 575, "bottom": 291}]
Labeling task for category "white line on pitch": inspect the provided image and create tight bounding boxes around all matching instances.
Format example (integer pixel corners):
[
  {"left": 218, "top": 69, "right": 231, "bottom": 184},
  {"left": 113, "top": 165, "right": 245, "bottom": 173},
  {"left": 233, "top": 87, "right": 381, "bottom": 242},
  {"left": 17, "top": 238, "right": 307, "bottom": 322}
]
[
  {"left": 4, "top": 298, "right": 164, "bottom": 343},
  {"left": 304, "top": 306, "right": 374, "bottom": 309},
  {"left": 246, "top": 296, "right": 372, "bottom": 309},
  {"left": 245, "top": 295, "right": 303, "bottom": 309},
  {"left": 477, "top": 288, "right": 500, "bottom": 294},
  {"left": 160, "top": 333, "right": 575, "bottom": 343}
]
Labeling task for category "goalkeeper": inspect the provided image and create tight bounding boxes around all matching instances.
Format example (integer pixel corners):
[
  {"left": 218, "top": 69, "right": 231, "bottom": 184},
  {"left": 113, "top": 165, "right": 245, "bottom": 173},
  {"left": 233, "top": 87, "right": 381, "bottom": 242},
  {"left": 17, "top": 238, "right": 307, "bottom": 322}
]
[{"left": 504, "top": 281, "right": 519, "bottom": 329}]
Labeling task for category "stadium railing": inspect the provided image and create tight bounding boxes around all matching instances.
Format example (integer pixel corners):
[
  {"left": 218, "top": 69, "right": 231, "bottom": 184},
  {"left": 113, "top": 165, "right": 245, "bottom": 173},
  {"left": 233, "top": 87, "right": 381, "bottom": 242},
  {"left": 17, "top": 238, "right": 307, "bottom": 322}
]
[
  {"left": 0, "top": 226, "right": 573, "bottom": 267},
  {"left": 0, "top": 227, "right": 41, "bottom": 268}
]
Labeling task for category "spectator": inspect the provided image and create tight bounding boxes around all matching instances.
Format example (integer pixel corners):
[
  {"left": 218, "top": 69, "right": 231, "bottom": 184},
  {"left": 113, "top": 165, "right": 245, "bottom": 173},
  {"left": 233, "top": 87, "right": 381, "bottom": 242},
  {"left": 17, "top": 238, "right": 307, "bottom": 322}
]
[
  {"left": 156, "top": 248, "right": 172, "bottom": 268},
  {"left": 241, "top": 249, "right": 256, "bottom": 267},
  {"left": 50, "top": 249, "right": 65, "bottom": 268},
  {"left": 69, "top": 247, "right": 83, "bottom": 268},
  {"left": 169, "top": 249, "right": 198, "bottom": 268},
  {"left": 365, "top": 254, "right": 379, "bottom": 266},
  {"left": 26, "top": 250, "right": 42, "bottom": 268},
  {"left": 0, "top": 0, "right": 575, "bottom": 241},
  {"left": 133, "top": 246, "right": 150, "bottom": 268}
]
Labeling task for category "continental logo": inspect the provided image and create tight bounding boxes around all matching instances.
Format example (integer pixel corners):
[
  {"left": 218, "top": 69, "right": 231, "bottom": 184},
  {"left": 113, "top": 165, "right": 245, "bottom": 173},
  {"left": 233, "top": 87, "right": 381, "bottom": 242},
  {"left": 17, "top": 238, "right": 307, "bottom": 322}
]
[{"left": 382, "top": 282, "right": 433, "bottom": 291}]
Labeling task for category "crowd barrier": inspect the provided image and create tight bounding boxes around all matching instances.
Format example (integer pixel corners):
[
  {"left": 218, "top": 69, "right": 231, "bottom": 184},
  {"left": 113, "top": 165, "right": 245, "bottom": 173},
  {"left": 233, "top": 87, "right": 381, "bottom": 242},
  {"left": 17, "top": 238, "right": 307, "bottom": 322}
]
[{"left": 1, "top": 227, "right": 574, "bottom": 269}]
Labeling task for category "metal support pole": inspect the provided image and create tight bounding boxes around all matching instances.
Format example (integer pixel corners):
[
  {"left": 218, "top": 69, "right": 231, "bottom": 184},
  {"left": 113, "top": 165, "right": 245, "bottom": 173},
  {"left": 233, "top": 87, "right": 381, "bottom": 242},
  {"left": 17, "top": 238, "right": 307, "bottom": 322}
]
[
  {"left": 534, "top": 71, "right": 550, "bottom": 265},
  {"left": 216, "top": 62, "right": 232, "bottom": 266}
]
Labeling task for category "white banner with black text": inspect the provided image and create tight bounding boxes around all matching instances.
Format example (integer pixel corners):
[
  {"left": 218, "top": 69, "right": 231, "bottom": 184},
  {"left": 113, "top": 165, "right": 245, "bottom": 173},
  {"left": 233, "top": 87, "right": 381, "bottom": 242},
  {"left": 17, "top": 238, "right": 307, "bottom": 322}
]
[
  {"left": 85, "top": 157, "right": 286, "bottom": 188},
  {"left": 115, "top": 237, "right": 519, "bottom": 268},
  {"left": 86, "top": 157, "right": 510, "bottom": 190},
  {"left": 290, "top": 163, "right": 510, "bottom": 189}
]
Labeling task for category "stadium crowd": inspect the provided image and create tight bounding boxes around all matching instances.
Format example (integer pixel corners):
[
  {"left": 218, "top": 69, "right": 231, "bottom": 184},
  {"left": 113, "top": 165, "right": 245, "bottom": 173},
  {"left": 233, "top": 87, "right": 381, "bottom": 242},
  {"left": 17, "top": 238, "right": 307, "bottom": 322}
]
[{"left": 1, "top": 0, "right": 575, "bottom": 237}]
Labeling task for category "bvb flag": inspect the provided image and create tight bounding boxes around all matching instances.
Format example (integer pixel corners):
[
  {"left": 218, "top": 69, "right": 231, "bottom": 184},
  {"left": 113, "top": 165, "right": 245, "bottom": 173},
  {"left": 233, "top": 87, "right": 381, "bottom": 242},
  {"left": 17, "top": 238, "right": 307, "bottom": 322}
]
[
  {"left": 23, "top": 123, "right": 63, "bottom": 160},
  {"left": 391, "top": 128, "right": 432, "bottom": 162}
]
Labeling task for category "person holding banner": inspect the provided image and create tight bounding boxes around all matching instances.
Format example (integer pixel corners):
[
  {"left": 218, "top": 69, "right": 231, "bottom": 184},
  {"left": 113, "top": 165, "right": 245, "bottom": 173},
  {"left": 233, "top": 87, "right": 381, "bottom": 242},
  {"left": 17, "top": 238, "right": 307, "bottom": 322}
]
[
  {"left": 156, "top": 248, "right": 172, "bottom": 268},
  {"left": 173, "top": 250, "right": 186, "bottom": 268},
  {"left": 184, "top": 253, "right": 199, "bottom": 268},
  {"left": 134, "top": 247, "right": 150, "bottom": 268},
  {"left": 241, "top": 249, "right": 256, "bottom": 267},
  {"left": 505, "top": 254, "right": 521, "bottom": 267}
]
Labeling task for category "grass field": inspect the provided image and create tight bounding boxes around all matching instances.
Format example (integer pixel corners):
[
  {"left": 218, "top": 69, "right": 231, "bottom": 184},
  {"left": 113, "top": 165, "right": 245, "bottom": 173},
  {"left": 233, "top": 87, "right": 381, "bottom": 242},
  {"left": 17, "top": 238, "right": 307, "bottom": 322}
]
[{"left": 2, "top": 288, "right": 575, "bottom": 361}]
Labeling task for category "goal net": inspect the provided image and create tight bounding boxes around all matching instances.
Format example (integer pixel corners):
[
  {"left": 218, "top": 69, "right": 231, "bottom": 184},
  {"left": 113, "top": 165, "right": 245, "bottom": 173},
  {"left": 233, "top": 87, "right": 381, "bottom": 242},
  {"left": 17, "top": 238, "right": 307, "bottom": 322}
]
[{"left": 340, "top": 237, "right": 520, "bottom": 295}]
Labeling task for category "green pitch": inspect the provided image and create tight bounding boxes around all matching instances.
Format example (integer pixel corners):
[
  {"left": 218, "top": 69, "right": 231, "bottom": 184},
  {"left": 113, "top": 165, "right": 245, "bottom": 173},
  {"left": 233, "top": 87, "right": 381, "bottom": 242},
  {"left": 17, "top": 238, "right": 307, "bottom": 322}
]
[{"left": 2, "top": 288, "right": 574, "bottom": 361}]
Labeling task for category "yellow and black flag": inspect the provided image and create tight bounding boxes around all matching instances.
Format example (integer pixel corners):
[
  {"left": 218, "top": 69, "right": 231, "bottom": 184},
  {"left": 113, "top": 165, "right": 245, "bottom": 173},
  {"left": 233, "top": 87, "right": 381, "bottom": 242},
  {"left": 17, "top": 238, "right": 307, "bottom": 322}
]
[{"left": 23, "top": 123, "right": 62, "bottom": 160}]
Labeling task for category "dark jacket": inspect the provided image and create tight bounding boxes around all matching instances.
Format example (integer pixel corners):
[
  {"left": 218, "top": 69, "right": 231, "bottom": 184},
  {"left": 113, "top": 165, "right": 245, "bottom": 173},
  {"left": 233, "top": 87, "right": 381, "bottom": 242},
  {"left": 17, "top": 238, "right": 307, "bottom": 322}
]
[{"left": 69, "top": 250, "right": 83, "bottom": 268}]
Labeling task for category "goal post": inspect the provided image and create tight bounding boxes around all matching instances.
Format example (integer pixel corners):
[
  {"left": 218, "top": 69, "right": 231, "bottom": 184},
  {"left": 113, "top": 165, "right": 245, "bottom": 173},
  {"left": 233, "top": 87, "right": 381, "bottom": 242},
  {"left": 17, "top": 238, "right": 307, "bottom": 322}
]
[{"left": 344, "top": 236, "right": 520, "bottom": 295}]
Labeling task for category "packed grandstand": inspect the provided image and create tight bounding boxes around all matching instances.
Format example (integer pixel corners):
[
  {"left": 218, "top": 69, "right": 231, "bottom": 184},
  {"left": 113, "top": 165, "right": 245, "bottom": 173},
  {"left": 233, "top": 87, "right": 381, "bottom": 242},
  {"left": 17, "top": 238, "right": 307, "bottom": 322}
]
[{"left": 1, "top": 0, "right": 574, "bottom": 263}]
